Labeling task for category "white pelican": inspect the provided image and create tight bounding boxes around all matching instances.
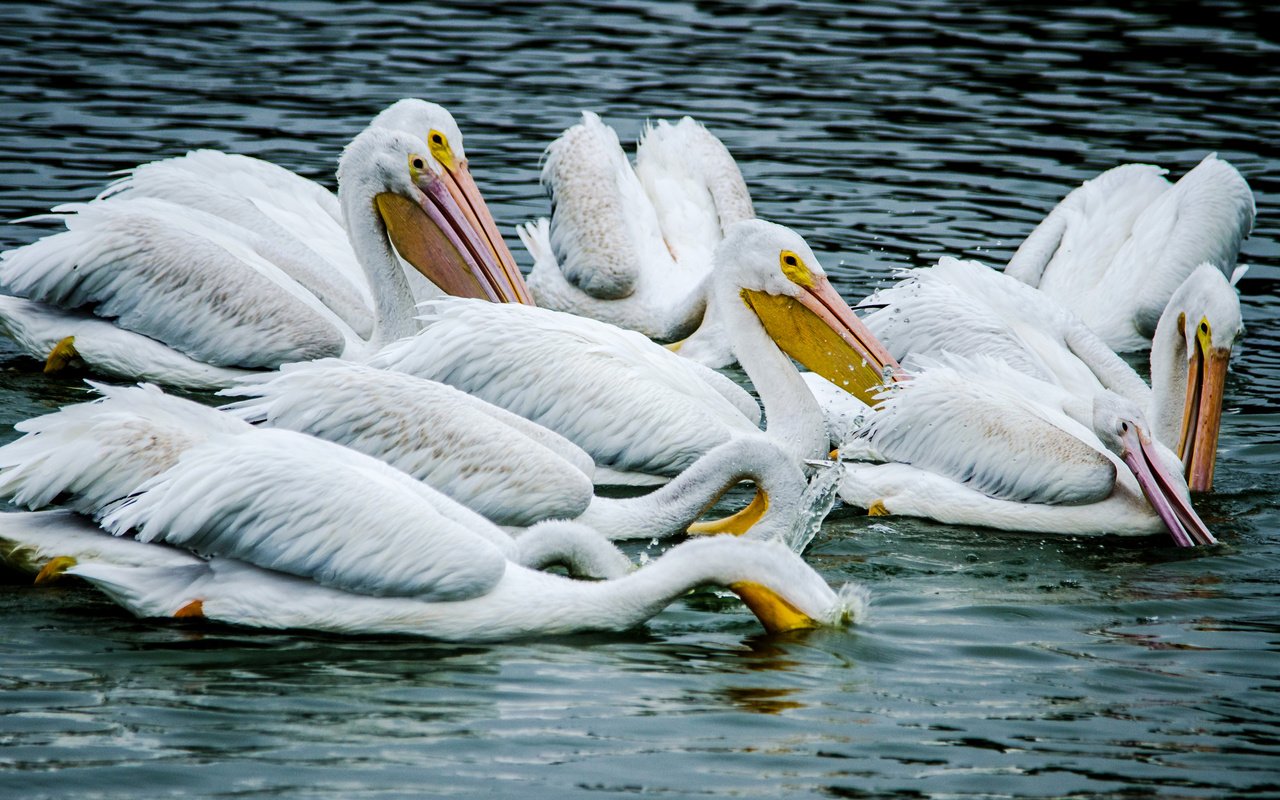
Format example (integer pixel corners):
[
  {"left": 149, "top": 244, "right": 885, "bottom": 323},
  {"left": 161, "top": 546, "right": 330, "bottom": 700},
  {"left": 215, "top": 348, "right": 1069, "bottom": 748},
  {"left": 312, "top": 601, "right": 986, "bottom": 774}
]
[
  {"left": 0, "top": 405, "right": 866, "bottom": 641},
  {"left": 1004, "top": 154, "right": 1253, "bottom": 352},
  {"left": 793, "top": 256, "right": 1223, "bottom": 543},
  {"left": 521, "top": 112, "right": 753, "bottom": 367},
  {"left": 14, "top": 527, "right": 865, "bottom": 641},
  {"left": 1149, "top": 264, "right": 1243, "bottom": 491},
  {"left": 860, "top": 256, "right": 1242, "bottom": 491},
  {"left": 0, "top": 384, "right": 631, "bottom": 581},
  {"left": 835, "top": 356, "right": 1216, "bottom": 546},
  {"left": 86, "top": 98, "right": 530, "bottom": 314},
  {"left": 220, "top": 360, "right": 822, "bottom": 541},
  {"left": 0, "top": 110, "right": 525, "bottom": 388},
  {"left": 369, "top": 220, "right": 900, "bottom": 484}
]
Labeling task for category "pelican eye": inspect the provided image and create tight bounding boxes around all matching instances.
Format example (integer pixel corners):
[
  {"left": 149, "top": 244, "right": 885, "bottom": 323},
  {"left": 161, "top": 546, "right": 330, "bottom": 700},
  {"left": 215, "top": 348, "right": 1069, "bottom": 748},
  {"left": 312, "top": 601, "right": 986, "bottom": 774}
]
[
  {"left": 411, "top": 157, "right": 426, "bottom": 170},
  {"left": 428, "top": 128, "right": 455, "bottom": 169},
  {"left": 1195, "top": 316, "right": 1214, "bottom": 349},
  {"left": 779, "top": 249, "right": 814, "bottom": 288}
]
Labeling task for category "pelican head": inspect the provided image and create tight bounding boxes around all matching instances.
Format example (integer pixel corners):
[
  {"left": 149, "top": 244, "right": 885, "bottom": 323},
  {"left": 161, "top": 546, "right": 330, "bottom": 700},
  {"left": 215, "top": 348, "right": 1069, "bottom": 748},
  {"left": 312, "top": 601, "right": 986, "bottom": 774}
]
[
  {"left": 1092, "top": 394, "right": 1217, "bottom": 547},
  {"left": 670, "top": 537, "right": 865, "bottom": 634},
  {"left": 717, "top": 219, "right": 902, "bottom": 404},
  {"left": 343, "top": 108, "right": 530, "bottom": 304},
  {"left": 1155, "top": 263, "right": 1242, "bottom": 492},
  {"left": 370, "top": 99, "right": 466, "bottom": 157}
]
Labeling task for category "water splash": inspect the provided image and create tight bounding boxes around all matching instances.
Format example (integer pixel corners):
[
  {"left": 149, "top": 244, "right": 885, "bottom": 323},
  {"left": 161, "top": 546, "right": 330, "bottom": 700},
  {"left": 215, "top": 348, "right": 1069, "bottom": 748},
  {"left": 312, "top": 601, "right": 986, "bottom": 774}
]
[
  {"left": 825, "top": 581, "right": 872, "bottom": 627},
  {"left": 778, "top": 459, "right": 842, "bottom": 554}
]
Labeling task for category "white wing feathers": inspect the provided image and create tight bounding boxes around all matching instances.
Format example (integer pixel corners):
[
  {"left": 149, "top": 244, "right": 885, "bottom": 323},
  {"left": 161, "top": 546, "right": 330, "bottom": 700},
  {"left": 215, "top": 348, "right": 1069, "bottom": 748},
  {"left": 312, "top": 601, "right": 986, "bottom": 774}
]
[
  {"left": 0, "top": 198, "right": 349, "bottom": 368},
  {"left": 1104, "top": 154, "right": 1255, "bottom": 335},
  {"left": 863, "top": 257, "right": 1150, "bottom": 406},
  {"left": 634, "top": 118, "right": 724, "bottom": 269},
  {"left": 100, "top": 429, "right": 509, "bottom": 601},
  {"left": 102, "top": 149, "right": 343, "bottom": 226},
  {"left": 100, "top": 150, "right": 373, "bottom": 336},
  {"left": 220, "top": 360, "right": 597, "bottom": 527},
  {"left": 863, "top": 259, "right": 1063, "bottom": 384},
  {"left": 857, "top": 357, "right": 1116, "bottom": 506},
  {"left": 517, "top": 217, "right": 555, "bottom": 269},
  {"left": 1006, "top": 163, "right": 1171, "bottom": 289},
  {"left": 0, "top": 382, "right": 250, "bottom": 513},
  {"left": 371, "top": 299, "right": 760, "bottom": 477},
  {"left": 635, "top": 116, "right": 754, "bottom": 256},
  {"left": 0, "top": 295, "right": 254, "bottom": 389},
  {"left": 541, "top": 112, "right": 668, "bottom": 300},
  {"left": 1005, "top": 155, "right": 1254, "bottom": 349}
]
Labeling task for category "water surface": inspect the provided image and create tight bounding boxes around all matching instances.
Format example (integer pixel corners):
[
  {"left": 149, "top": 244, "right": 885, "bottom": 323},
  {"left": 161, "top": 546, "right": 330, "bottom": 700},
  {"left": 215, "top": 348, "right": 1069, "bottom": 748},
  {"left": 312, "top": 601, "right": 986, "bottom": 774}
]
[{"left": 1, "top": 2, "right": 1278, "bottom": 797}]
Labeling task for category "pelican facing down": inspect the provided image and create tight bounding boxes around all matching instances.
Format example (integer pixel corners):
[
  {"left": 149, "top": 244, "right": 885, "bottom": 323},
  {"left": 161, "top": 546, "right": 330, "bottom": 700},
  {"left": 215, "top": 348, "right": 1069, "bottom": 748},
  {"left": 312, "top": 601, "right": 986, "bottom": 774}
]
[
  {"left": 837, "top": 356, "right": 1216, "bottom": 546},
  {"left": 861, "top": 256, "right": 1242, "bottom": 492},
  {"left": 0, "top": 105, "right": 524, "bottom": 388},
  {"left": 1005, "top": 154, "right": 1253, "bottom": 352},
  {"left": 522, "top": 112, "right": 753, "bottom": 367},
  {"left": 53, "top": 532, "right": 865, "bottom": 642}
]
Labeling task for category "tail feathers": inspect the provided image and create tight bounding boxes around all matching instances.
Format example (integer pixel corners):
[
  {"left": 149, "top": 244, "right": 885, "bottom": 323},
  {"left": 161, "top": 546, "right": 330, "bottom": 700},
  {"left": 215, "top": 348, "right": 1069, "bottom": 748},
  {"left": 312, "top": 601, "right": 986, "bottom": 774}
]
[
  {"left": 69, "top": 560, "right": 212, "bottom": 619},
  {"left": 541, "top": 111, "right": 657, "bottom": 300},
  {"left": 0, "top": 509, "right": 203, "bottom": 574},
  {"left": 0, "top": 382, "right": 249, "bottom": 513},
  {"left": 517, "top": 218, "right": 554, "bottom": 266}
]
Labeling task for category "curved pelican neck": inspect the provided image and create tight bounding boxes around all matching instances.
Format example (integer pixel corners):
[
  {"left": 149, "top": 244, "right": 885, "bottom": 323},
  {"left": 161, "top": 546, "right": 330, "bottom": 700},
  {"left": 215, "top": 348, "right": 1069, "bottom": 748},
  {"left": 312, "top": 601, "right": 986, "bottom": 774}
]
[
  {"left": 577, "top": 438, "right": 798, "bottom": 541},
  {"left": 511, "top": 521, "right": 633, "bottom": 579},
  {"left": 1148, "top": 309, "right": 1189, "bottom": 450},
  {"left": 1061, "top": 322, "right": 1151, "bottom": 408},
  {"left": 714, "top": 284, "right": 828, "bottom": 461},
  {"left": 667, "top": 271, "right": 713, "bottom": 340},
  {"left": 468, "top": 536, "right": 823, "bottom": 637},
  {"left": 339, "top": 174, "right": 420, "bottom": 350}
]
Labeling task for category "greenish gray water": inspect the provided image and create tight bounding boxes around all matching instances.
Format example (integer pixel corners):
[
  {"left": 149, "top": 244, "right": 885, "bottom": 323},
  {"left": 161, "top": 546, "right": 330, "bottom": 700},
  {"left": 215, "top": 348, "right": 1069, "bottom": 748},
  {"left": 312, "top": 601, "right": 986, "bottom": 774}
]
[{"left": 1, "top": 2, "right": 1278, "bottom": 797}]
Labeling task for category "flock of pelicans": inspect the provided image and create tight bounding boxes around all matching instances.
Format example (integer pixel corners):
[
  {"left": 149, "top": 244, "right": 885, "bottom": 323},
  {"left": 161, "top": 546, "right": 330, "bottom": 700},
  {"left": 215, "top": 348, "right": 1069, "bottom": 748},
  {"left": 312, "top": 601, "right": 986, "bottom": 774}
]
[{"left": 0, "top": 99, "right": 1256, "bottom": 642}]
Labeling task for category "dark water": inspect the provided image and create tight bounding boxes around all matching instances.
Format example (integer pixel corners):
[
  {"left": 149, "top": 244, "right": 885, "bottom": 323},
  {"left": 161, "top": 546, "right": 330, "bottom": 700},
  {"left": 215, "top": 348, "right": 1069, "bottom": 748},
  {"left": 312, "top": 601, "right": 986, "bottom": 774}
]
[{"left": 1, "top": 2, "right": 1278, "bottom": 797}]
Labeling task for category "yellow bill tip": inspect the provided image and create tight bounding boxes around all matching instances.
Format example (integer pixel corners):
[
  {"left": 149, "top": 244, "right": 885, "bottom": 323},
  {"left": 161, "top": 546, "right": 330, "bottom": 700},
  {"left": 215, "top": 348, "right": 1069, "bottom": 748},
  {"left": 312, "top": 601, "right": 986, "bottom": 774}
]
[{"left": 730, "top": 580, "right": 820, "bottom": 633}]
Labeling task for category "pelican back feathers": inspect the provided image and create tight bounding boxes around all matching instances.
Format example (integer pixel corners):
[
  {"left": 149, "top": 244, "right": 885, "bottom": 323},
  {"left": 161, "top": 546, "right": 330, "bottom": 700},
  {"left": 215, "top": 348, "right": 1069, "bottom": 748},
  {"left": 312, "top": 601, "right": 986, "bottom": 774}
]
[
  {"left": 221, "top": 360, "right": 596, "bottom": 527},
  {"left": 101, "top": 429, "right": 509, "bottom": 601},
  {"left": 858, "top": 357, "right": 1117, "bottom": 506},
  {"left": 0, "top": 382, "right": 251, "bottom": 513}
]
